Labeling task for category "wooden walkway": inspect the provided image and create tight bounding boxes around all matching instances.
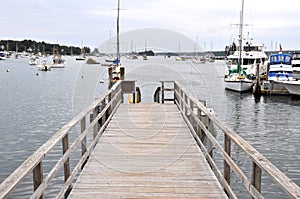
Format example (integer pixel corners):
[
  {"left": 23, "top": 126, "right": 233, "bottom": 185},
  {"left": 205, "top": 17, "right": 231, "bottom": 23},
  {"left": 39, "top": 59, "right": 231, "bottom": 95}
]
[{"left": 68, "top": 103, "right": 227, "bottom": 198}]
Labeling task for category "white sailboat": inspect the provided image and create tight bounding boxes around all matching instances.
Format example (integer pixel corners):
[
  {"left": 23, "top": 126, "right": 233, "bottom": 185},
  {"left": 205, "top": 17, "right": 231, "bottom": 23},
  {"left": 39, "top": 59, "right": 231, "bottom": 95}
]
[
  {"left": 224, "top": 0, "right": 253, "bottom": 92},
  {"left": 110, "top": 0, "right": 123, "bottom": 82},
  {"left": 76, "top": 41, "right": 86, "bottom": 61}
]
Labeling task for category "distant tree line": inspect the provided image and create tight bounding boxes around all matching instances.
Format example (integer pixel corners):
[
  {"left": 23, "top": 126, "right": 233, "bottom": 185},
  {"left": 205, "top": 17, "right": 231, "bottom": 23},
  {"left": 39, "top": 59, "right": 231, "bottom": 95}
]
[{"left": 0, "top": 39, "right": 91, "bottom": 55}]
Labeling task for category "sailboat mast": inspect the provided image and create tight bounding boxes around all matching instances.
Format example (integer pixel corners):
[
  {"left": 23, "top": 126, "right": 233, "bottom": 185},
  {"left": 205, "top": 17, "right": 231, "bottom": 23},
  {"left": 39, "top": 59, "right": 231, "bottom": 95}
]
[
  {"left": 116, "top": 0, "right": 120, "bottom": 65},
  {"left": 238, "top": 0, "right": 244, "bottom": 74}
]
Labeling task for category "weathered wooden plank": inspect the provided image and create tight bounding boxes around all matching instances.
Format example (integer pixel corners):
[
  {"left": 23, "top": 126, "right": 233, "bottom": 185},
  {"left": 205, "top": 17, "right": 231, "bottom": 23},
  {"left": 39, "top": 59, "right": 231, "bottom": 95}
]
[{"left": 68, "top": 103, "right": 227, "bottom": 198}]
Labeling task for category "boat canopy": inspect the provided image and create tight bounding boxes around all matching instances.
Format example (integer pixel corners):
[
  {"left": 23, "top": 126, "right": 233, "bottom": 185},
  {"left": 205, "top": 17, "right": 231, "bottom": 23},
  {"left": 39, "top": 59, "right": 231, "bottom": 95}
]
[{"left": 269, "top": 54, "right": 292, "bottom": 65}]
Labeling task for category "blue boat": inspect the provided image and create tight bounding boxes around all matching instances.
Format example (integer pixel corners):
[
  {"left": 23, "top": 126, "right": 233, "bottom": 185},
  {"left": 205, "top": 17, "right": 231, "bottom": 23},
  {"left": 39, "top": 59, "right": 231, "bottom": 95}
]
[{"left": 268, "top": 52, "right": 293, "bottom": 81}]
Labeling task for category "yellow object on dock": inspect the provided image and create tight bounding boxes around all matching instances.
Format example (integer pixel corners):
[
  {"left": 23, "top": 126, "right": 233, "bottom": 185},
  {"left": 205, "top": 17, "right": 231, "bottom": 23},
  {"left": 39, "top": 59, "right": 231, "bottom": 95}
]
[{"left": 127, "top": 93, "right": 138, "bottom": 103}]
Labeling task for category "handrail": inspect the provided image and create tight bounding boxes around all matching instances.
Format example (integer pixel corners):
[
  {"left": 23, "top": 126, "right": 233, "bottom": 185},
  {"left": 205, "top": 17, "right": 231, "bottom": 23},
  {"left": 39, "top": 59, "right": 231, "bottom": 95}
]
[
  {"left": 170, "top": 81, "right": 300, "bottom": 199},
  {"left": 0, "top": 80, "right": 124, "bottom": 198}
]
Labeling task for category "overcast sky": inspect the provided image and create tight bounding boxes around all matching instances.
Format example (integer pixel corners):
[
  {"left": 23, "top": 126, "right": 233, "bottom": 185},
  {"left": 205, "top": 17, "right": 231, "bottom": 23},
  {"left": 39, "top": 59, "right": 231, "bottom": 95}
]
[{"left": 1, "top": 0, "right": 299, "bottom": 52}]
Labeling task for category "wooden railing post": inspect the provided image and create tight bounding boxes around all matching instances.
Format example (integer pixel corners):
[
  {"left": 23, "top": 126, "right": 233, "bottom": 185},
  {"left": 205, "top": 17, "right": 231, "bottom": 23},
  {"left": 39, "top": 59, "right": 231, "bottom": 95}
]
[
  {"left": 224, "top": 134, "right": 231, "bottom": 191},
  {"left": 161, "top": 81, "right": 165, "bottom": 104},
  {"left": 189, "top": 100, "right": 195, "bottom": 131},
  {"left": 33, "top": 162, "right": 43, "bottom": 199},
  {"left": 62, "top": 134, "right": 71, "bottom": 183},
  {"left": 180, "top": 89, "right": 184, "bottom": 111},
  {"left": 173, "top": 82, "right": 176, "bottom": 104},
  {"left": 174, "top": 82, "right": 177, "bottom": 104},
  {"left": 93, "top": 106, "right": 99, "bottom": 139},
  {"left": 101, "top": 100, "right": 106, "bottom": 128},
  {"left": 108, "top": 93, "right": 112, "bottom": 116},
  {"left": 252, "top": 162, "right": 262, "bottom": 198},
  {"left": 207, "top": 118, "right": 213, "bottom": 157},
  {"left": 184, "top": 94, "right": 188, "bottom": 116},
  {"left": 81, "top": 116, "right": 86, "bottom": 156},
  {"left": 197, "top": 108, "right": 204, "bottom": 141}
]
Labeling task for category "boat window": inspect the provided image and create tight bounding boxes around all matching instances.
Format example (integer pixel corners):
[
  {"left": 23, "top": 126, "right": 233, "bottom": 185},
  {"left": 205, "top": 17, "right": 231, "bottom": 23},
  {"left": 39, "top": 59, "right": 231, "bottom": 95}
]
[
  {"left": 270, "top": 55, "right": 277, "bottom": 62},
  {"left": 231, "top": 59, "right": 238, "bottom": 64},
  {"left": 270, "top": 54, "right": 292, "bottom": 65},
  {"left": 292, "top": 53, "right": 300, "bottom": 60},
  {"left": 279, "top": 55, "right": 284, "bottom": 61},
  {"left": 243, "top": 59, "right": 255, "bottom": 65}
]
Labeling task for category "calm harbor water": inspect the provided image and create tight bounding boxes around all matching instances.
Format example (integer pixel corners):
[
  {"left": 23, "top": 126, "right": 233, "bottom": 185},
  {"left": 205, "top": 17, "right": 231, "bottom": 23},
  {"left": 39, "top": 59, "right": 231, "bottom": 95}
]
[{"left": 0, "top": 56, "right": 299, "bottom": 198}]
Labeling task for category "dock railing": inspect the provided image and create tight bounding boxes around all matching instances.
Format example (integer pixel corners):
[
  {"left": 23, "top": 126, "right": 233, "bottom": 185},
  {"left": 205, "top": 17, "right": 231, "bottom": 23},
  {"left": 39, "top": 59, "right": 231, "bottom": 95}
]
[
  {"left": 169, "top": 81, "right": 300, "bottom": 199},
  {"left": 1, "top": 80, "right": 300, "bottom": 198},
  {"left": 0, "top": 80, "right": 136, "bottom": 199}
]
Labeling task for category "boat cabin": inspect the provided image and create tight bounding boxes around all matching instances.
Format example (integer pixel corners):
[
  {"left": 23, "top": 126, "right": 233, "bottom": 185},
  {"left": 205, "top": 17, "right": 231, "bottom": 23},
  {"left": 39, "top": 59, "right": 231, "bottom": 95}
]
[
  {"left": 269, "top": 53, "right": 292, "bottom": 65},
  {"left": 292, "top": 52, "right": 300, "bottom": 60},
  {"left": 268, "top": 53, "right": 293, "bottom": 81},
  {"left": 292, "top": 52, "right": 300, "bottom": 67}
]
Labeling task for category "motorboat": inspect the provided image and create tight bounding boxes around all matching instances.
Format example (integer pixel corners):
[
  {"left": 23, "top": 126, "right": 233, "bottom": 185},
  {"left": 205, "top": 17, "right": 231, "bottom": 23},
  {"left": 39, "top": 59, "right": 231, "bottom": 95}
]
[
  {"left": 0, "top": 51, "right": 7, "bottom": 60},
  {"left": 280, "top": 80, "right": 300, "bottom": 96},
  {"left": 76, "top": 55, "right": 86, "bottom": 61},
  {"left": 268, "top": 52, "right": 293, "bottom": 81},
  {"left": 175, "top": 56, "right": 185, "bottom": 61},
  {"left": 105, "top": 56, "right": 117, "bottom": 63},
  {"left": 292, "top": 52, "right": 300, "bottom": 80},
  {"left": 37, "top": 60, "right": 51, "bottom": 71},
  {"left": 143, "top": 54, "right": 148, "bottom": 60},
  {"left": 254, "top": 49, "right": 293, "bottom": 95},
  {"left": 192, "top": 57, "right": 206, "bottom": 64},
  {"left": 29, "top": 56, "right": 38, "bottom": 65},
  {"left": 51, "top": 55, "right": 66, "bottom": 68}
]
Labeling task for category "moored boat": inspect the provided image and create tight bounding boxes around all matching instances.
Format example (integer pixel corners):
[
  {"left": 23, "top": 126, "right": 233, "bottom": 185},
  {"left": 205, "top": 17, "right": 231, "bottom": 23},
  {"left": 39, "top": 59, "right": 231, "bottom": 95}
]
[
  {"left": 51, "top": 55, "right": 66, "bottom": 68},
  {"left": 279, "top": 80, "right": 300, "bottom": 95},
  {"left": 175, "top": 56, "right": 185, "bottom": 61},
  {"left": 76, "top": 55, "right": 86, "bottom": 61},
  {"left": 224, "top": 0, "right": 255, "bottom": 92},
  {"left": 29, "top": 57, "right": 37, "bottom": 65},
  {"left": 292, "top": 52, "right": 300, "bottom": 80},
  {"left": 253, "top": 49, "right": 293, "bottom": 95},
  {"left": 37, "top": 60, "right": 51, "bottom": 71},
  {"left": 268, "top": 52, "right": 293, "bottom": 81},
  {"left": 224, "top": 76, "right": 253, "bottom": 92},
  {"left": 0, "top": 51, "right": 7, "bottom": 60}
]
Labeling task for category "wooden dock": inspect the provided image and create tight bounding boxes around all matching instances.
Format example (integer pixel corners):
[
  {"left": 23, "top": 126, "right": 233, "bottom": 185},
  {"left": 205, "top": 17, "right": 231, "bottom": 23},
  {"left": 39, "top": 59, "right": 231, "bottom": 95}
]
[
  {"left": 1, "top": 80, "right": 300, "bottom": 199},
  {"left": 68, "top": 103, "right": 227, "bottom": 198}
]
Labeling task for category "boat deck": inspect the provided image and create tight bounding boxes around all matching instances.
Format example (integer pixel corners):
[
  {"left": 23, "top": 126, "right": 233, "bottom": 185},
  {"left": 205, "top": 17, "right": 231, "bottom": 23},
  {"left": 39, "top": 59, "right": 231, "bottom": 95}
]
[{"left": 68, "top": 103, "right": 227, "bottom": 198}]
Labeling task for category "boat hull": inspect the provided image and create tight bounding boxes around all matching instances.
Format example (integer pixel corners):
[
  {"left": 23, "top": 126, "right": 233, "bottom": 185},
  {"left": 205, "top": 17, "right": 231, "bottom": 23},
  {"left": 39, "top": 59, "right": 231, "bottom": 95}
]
[
  {"left": 224, "top": 80, "right": 253, "bottom": 92},
  {"left": 50, "top": 64, "right": 65, "bottom": 68},
  {"left": 280, "top": 81, "right": 300, "bottom": 95}
]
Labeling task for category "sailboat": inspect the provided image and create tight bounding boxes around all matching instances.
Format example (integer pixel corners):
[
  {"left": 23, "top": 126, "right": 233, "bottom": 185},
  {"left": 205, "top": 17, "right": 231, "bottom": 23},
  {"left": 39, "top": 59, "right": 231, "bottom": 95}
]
[
  {"left": 224, "top": 0, "right": 254, "bottom": 92},
  {"left": 143, "top": 39, "right": 148, "bottom": 60},
  {"left": 109, "top": 0, "right": 124, "bottom": 85},
  {"left": 76, "top": 41, "right": 86, "bottom": 61}
]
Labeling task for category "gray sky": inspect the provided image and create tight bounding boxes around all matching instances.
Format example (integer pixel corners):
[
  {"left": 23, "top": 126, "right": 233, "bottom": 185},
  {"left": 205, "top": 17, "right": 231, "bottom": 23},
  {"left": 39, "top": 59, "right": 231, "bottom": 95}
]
[{"left": 1, "top": 0, "right": 299, "bottom": 52}]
